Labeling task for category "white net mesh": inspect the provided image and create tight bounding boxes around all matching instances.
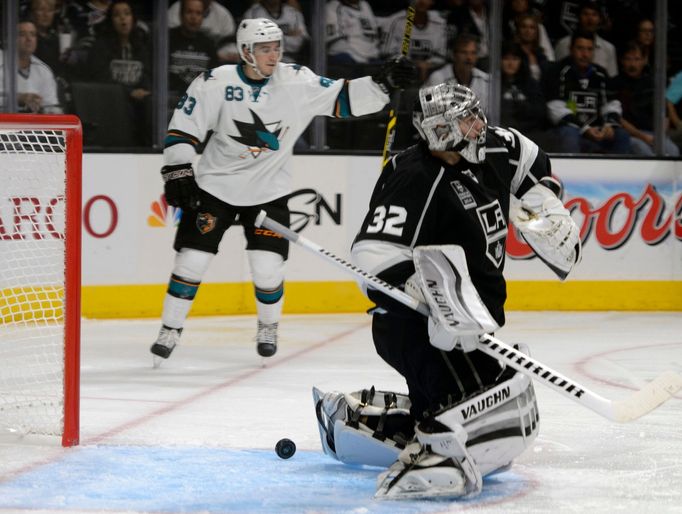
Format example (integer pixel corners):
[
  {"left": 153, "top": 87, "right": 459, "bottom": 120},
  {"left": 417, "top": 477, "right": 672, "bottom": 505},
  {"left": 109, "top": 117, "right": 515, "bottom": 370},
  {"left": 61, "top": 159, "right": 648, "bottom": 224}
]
[{"left": 0, "top": 129, "right": 67, "bottom": 436}]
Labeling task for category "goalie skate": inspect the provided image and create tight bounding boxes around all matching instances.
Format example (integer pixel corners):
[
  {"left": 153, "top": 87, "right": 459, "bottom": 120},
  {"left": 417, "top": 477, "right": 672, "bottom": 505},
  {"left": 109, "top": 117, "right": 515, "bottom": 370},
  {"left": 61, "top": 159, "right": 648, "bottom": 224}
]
[
  {"left": 375, "top": 442, "right": 468, "bottom": 500},
  {"left": 256, "top": 321, "right": 278, "bottom": 357},
  {"left": 376, "top": 412, "right": 482, "bottom": 500},
  {"left": 150, "top": 326, "right": 182, "bottom": 367}
]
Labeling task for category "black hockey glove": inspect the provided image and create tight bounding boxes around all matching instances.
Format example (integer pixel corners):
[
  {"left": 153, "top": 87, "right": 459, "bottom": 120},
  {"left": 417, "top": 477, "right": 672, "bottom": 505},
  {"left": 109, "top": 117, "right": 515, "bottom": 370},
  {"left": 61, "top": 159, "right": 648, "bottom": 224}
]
[
  {"left": 161, "top": 164, "right": 201, "bottom": 210},
  {"left": 372, "top": 56, "right": 418, "bottom": 94}
]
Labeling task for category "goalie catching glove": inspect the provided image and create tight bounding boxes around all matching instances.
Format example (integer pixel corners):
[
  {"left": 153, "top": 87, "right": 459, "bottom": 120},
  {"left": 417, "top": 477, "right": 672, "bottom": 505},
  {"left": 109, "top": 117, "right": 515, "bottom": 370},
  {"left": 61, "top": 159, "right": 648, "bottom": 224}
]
[
  {"left": 405, "top": 245, "right": 499, "bottom": 352},
  {"left": 161, "top": 163, "right": 201, "bottom": 210},
  {"left": 372, "top": 56, "right": 418, "bottom": 95},
  {"left": 510, "top": 177, "right": 581, "bottom": 280}
]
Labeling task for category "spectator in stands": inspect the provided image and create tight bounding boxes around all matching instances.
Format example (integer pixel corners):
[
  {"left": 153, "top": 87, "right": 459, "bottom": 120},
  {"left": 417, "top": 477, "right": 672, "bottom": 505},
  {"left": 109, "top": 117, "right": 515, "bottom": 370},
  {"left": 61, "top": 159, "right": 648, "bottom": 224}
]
[
  {"left": 88, "top": 0, "right": 151, "bottom": 144},
  {"left": 381, "top": 0, "right": 448, "bottom": 83},
  {"left": 449, "top": 0, "right": 490, "bottom": 70},
  {"left": 168, "top": 0, "right": 237, "bottom": 63},
  {"left": 541, "top": 0, "right": 580, "bottom": 45},
  {"left": 425, "top": 33, "right": 489, "bottom": 111},
  {"left": 29, "top": 0, "right": 62, "bottom": 75},
  {"left": 242, "top": 0, "right": 310, "bottom": 63},
  {"left": 500, "top": 40, "right": 546, "bottom": 143},
  {"left": 17, "top": 19, "right": 63, "bottom": 114},
  {"left": 326, "top": 0, "right": 381, "bottom": 65},
  {"left": 503, "top": 0, "right": 554, "bottom": 63},
  {"left": 667, "top": 71, "right": 682, "bottom": 152},
  {"left": 169, "top": 0, "right": 218, "bottom": 102},
  {"left": 545, "top": 30, "right": 629, "bottom": 154},
  {"left": 613, "top": 42, "right": 679, "bottom": 156},
  {"left": 65, "top": 0, "right": 111, "bottom": 44},
  {"left": 633, "top": 17, "right": 655, "bottom": 69},
  {"left": 554, "top": 0, "right": 617, "bottom": 77},
  {"left": 514, "top": 13, "right": 553, "bottom": 82}
]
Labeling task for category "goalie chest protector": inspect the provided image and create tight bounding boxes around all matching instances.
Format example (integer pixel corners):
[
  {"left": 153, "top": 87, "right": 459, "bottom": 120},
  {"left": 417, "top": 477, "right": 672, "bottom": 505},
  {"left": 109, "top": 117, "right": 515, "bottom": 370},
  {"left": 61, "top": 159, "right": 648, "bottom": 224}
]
[{"left": 354, "top": 128, "right": 550, "bottom": 325}]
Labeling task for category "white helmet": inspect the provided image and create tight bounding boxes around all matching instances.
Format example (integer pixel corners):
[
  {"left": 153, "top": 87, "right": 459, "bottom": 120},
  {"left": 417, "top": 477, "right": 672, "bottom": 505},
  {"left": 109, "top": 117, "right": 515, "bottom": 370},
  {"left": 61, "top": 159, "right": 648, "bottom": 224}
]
[
  {"left": 237, "top": 18, "right": 283, "bottom": 77},
  {"left": 412, "top": 82, "right": 487, "bottom": 163}
]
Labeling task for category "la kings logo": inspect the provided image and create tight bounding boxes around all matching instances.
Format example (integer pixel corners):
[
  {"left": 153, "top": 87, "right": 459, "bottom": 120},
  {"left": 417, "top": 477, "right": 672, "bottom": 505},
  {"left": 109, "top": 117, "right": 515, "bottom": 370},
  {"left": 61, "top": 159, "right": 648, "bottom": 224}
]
[{"left": 476, "top": 200, "right": 507, "bottom": 268}]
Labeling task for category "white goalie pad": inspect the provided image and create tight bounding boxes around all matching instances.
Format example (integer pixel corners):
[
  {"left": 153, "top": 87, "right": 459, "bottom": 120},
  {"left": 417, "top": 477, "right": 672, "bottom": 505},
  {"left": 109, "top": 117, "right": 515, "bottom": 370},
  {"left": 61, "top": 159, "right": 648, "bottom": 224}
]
[
  {"left": 510, "top": 182, "right": 582, "bottom": 280},
  {"left": 437, "top": 367, "right": 540, "bottom": 477},
  {"left": 312, "top": 387, "right": 412, "bottom": 468},
  {"left": 413, "top": 245, "right": 499, "bottom": 351}
]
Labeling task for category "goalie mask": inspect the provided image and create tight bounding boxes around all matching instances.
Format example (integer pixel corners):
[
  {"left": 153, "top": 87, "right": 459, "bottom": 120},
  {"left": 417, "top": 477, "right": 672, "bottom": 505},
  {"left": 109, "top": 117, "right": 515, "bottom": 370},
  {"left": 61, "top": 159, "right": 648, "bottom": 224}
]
[
  {"left": 237, "top": 18, "right": 283, "bottom": 78},
  {"left": 413, "top": 82, "right": 487, "bottom": 163}
]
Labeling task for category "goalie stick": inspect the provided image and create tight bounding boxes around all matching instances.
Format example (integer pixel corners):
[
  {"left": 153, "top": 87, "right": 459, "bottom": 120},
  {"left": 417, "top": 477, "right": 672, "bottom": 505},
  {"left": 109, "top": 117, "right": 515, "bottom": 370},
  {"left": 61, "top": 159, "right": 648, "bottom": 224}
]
[
  {"left": 254, "top": 210, "right": 682, "bottom": 423},
  {"left": 381, "top": 2, "right": 416, "bottom": 168}
]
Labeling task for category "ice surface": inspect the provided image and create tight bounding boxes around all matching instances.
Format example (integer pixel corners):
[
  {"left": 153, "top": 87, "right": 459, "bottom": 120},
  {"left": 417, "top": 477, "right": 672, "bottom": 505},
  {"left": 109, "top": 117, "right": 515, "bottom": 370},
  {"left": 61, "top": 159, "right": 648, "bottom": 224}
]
[{"left": 1, "top": 312, "right": 681, "bottom": 513}]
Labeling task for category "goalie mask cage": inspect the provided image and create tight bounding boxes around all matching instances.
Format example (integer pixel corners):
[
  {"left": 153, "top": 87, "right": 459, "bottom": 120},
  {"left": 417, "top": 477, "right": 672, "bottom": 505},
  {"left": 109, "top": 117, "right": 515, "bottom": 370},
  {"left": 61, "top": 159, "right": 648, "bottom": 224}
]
[{"left": 0, "top": 114, "right": 82, "bottom": 447}]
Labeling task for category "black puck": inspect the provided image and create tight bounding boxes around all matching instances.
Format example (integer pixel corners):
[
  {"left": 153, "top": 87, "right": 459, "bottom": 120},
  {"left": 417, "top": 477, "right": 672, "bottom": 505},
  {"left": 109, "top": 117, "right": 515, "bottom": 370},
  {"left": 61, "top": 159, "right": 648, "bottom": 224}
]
[{"left": 275, "top": 438, "right": 296, "bottom": 459}]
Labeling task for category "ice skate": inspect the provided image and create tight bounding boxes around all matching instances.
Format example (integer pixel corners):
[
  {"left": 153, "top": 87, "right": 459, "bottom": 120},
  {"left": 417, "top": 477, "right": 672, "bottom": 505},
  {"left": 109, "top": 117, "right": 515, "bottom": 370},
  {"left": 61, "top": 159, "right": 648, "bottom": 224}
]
[
  {"left": 375, "top": 442, "right": 469, "bottom": 500},
  {"left": 150, "top": 326, "right": 182, "bottom": 367},
  {"left": 256, "top": 320, "right": 278, "bottom": 357}
]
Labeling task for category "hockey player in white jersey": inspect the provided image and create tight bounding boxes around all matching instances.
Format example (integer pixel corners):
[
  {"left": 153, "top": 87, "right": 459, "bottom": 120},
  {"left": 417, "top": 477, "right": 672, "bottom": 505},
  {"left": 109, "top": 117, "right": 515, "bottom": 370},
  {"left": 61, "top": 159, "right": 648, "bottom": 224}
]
[
  {"left": 150, "top": 18, "right": 416, "bottom": 363},
  {"left": 241, "top": 0, "right": 309, "bottom": 63},
  {"left": 313, "top": 82, "right": 581, "bottom": 499}
]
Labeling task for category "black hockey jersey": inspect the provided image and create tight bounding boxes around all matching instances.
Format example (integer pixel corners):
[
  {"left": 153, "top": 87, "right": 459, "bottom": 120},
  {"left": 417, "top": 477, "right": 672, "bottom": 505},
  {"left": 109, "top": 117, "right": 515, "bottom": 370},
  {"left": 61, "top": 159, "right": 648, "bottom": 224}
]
[
  {"left": 545, "top": 58, "right": 622, "bottom": 129},
  {"left": 351, "top": 127, "right": 551, "bottom": 327}
]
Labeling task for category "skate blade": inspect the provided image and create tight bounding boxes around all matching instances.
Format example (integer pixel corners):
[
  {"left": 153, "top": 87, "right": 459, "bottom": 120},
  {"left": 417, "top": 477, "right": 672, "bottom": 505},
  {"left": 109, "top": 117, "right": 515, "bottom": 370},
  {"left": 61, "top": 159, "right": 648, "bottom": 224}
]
[
  {"left": 152, "top": 355, "right": 164, "bottom": 369},
  {"left": 374, "top": 486, "right": 467, "bottom": 501}
]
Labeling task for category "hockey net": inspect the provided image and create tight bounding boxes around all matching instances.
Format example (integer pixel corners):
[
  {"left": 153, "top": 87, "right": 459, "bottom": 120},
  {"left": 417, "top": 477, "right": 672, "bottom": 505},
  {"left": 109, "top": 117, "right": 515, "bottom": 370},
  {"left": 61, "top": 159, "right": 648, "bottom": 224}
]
[{"left": 0, "top": 115, "right": 82, "bottom": 446}]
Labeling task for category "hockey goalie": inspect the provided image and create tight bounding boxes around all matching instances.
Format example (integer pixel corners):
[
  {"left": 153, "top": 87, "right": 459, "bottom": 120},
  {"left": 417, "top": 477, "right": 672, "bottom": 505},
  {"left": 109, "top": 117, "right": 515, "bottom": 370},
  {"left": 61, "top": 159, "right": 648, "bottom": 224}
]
[{"left": 313, "top": 82, "right": 581, "bottom": 500}]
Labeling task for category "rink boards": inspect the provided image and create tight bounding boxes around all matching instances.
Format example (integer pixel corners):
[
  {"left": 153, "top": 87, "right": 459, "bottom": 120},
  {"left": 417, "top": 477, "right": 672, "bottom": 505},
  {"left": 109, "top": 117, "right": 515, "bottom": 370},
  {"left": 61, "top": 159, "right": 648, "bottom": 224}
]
[{"left": 39, "top": 153, "right": 682, "bottom": 316}]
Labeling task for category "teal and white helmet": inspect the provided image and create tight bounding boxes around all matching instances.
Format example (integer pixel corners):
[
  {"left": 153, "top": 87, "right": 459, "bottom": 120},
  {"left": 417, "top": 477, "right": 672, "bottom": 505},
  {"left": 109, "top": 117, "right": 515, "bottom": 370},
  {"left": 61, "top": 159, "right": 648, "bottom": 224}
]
[
  {"left": 237, "top": 18, "right": 283, "bottom": 76},
  {"left": 412, "top": 82, "right": 487, "bottom": 163}
]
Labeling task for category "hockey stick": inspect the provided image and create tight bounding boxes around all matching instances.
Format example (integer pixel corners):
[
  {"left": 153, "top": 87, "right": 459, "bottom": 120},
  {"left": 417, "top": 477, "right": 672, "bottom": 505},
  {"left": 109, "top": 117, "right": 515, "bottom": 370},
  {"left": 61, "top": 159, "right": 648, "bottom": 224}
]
[
  {"left": 381, "top": 3, "right": 416, "bottom": 168},
  {"left": 254, "top": 210, "right": 682, "bottom": 423}
]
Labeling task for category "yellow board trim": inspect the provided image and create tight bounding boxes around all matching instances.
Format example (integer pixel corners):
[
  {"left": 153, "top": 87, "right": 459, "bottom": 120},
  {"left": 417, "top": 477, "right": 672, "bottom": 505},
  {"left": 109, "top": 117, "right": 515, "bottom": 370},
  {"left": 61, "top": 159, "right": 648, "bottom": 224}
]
[{"left": 80, "top": 281, "right": 682, "bottom": 318}]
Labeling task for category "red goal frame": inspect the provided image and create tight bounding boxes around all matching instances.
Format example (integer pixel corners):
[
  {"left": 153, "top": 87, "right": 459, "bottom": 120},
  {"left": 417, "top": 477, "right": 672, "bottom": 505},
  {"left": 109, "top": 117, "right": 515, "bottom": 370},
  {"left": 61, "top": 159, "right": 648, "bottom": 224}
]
[{"left": 0, "top": 114, "right": 82, "bottom": 446}]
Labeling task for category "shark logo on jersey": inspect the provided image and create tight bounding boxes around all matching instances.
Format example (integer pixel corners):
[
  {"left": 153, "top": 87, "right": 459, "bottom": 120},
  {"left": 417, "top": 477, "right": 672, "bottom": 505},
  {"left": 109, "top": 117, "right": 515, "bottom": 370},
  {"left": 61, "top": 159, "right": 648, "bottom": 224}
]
[
  {"left": 229, "top": 109, "right": 288, "bottom": 158},
  {"left": 476, "top": 200, "right": 507, "bottom": 268}
]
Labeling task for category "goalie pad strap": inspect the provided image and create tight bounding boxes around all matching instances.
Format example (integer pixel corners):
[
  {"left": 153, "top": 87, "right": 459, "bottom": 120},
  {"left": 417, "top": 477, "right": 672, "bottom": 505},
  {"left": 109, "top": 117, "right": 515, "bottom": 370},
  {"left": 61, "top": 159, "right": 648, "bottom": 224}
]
[{"left": 313, "top": 387, "right": 413, "bottom": 467}]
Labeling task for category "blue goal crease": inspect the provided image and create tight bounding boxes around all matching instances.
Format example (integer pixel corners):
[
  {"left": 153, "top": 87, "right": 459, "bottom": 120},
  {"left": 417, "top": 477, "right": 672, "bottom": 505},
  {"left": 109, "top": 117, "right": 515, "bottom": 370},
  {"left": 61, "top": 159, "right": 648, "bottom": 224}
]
[{"left": 0, "top": 446, "right": 526, "bottom": 513}]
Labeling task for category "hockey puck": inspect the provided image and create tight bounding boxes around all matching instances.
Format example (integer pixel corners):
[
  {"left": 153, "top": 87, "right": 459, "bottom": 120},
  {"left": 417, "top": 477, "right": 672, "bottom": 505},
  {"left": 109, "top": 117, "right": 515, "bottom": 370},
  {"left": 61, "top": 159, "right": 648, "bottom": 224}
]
[{"left": 275, "top": 438, "right": 296, "bottom": 459}]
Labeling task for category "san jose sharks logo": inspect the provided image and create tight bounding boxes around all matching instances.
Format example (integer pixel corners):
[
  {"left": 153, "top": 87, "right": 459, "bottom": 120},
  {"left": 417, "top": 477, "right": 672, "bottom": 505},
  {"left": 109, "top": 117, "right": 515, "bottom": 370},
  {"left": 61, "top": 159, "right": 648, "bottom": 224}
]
[{"left": 229, "top": 109, "right": 288, "bottom": 159}]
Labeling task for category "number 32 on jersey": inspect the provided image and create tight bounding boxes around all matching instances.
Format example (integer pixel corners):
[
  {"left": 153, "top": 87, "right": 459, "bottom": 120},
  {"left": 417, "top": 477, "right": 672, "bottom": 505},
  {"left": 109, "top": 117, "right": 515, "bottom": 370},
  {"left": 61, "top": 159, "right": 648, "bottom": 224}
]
[{"left": 366, "top": 205, "right": 407, "bottom": 236}]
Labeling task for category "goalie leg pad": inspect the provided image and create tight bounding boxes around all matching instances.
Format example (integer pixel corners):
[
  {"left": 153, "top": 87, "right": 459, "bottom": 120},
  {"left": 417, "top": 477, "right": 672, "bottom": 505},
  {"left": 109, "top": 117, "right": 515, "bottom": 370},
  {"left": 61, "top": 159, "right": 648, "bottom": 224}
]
[
  {"left": 412, "top": 245, "right": 500, "bottom": 351},
  {"left": 375, "top": 414, "right": 482, "bottom": 500},
  {"left": 312, "top": 386, "right": 414, "bottom": 468},
  {"left": 375, "top": 348, "right": 539, "bottom": 500},
  {"left": 436, "top": 351, "right": 540, "bottom": 477}
]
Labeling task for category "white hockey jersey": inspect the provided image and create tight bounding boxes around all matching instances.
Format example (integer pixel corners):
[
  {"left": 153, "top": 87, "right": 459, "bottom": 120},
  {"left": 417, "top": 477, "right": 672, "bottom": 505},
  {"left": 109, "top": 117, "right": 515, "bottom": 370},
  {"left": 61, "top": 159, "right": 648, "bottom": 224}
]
[
  {"left": 381, "top": 10, "right": 448, "bottom": 66},
  {"left": 241, "top": 3, "right": 309, "bottom": 61},
  {"left": 164, "top": 62, "right": 388, "bottom": 206},
  {"left": 326, "top": 0, "right": 380, "bottom": 63}
]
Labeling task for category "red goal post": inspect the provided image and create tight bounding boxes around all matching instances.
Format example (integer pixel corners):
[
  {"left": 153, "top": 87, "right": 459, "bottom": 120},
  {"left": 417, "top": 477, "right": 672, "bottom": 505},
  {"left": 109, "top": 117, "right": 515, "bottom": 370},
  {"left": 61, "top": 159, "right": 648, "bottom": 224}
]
[{"left": 0, "top": 114, "right": 82, "bottom": 447}]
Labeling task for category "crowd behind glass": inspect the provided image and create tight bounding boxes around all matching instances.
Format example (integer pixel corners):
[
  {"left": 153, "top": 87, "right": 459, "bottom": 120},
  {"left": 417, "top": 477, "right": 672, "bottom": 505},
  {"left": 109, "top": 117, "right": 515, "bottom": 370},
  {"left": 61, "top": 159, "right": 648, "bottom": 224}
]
[{"left": 2, "top": 0, "right": 682, "bottom": 156}]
